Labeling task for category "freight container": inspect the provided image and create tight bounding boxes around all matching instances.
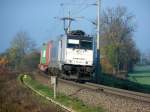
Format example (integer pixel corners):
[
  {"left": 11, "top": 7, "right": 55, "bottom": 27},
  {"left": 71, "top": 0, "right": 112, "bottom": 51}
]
[{"left": 39, "top": 41, "right": 52, "bottom": 71}]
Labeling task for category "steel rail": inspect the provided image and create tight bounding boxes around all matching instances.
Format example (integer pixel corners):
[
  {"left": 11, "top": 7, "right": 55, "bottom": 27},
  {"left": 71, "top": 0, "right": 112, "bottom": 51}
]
[
  {"left": 85, "top": 82, "right": 150, "bottom": 103},
  {"left": 35, "top": 71, "right": 150, "bottom": 103},
  {"left": 58, "top": 78, "right": 150, "bottom": 103}
]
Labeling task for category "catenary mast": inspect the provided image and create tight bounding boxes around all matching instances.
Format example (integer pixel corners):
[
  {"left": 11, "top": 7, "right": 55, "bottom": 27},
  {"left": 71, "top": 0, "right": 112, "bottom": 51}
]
[{"left": 95, "top": 0, "right": 101, "bottom": 83}]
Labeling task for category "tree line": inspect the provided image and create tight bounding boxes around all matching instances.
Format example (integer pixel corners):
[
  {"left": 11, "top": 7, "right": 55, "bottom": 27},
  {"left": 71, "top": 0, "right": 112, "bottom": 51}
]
[
  {"left": 99, "top": 6, "right": 140, "bottom": 78},
  {"left": 0, "top": 32, "right": 40, "bottom": 72}
]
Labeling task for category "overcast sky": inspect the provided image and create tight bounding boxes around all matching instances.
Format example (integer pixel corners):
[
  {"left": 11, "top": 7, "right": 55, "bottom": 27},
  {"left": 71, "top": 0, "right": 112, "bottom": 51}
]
[{"left": 0, "top": 0, "right": 150, "bottom": 53}]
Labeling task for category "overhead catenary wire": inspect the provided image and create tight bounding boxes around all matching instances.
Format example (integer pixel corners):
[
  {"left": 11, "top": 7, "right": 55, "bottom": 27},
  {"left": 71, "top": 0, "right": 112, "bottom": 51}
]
[
  {"left": 60, "top": 0, "right": 96, "bottom": 16},
  {"left": 58, "top": 0, "right": 97, "bottom": 33},
  {"left": 45, "top": 4, "right": 63, "bottom": 41}
]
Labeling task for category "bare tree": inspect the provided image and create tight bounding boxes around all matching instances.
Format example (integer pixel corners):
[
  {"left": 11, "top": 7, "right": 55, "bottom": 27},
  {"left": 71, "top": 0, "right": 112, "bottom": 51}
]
[
  {"left": 7, "top": 31, "right": 36, "bottom": 70},
  {"left": 11, "top": 31, "right": 36, "bottom": 56},
  {"left": 100, "top": 6, "right": 140, "bottom": 76}
]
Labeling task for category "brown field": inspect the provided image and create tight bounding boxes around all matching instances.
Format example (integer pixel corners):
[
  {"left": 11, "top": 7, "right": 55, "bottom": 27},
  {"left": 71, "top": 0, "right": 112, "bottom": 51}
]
[{"left": 0, "top": 69, "right": 66, "bottom": 112}]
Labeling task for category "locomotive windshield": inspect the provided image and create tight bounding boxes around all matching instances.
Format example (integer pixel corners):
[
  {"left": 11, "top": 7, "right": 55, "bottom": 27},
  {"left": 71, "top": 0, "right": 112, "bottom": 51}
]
[
  {"left": 67, "top": 39, "right": 92, "bottom": 50},
  {"left": 67, "top": 39, "right": 79, "bottom": 48},
  {"left": 80, "top": 40, "right": 92, "bottom": 50}
]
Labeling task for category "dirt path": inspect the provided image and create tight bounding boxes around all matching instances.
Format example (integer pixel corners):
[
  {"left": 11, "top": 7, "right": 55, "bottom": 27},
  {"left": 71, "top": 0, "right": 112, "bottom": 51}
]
[{"left": 0, "top": 71, "right": 67, "bottom": 112}]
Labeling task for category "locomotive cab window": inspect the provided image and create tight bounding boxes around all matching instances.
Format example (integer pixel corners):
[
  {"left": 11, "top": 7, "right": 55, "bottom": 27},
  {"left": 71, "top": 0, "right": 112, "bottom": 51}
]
[
  {"left": 67, "top": 39, "right": 79, "bottom": 49},
  {"left": 80, "top": 40, "right": 92, "bottom": 50}
]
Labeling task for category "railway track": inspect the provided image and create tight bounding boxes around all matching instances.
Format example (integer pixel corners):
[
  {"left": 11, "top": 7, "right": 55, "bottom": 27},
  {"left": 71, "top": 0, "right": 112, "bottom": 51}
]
[
  {"left": 59, "top": 78, "right": 150, "bottom": 103},
  {"left": 34, "top": 71, "right": 150, "bottom": 103}
]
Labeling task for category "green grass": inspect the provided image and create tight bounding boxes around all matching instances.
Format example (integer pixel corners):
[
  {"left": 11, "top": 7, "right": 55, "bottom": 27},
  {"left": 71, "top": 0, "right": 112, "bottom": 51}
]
[
  {"left": 21, "top": 74, "right": 105, "bottom": 112},
  {"left": 128, "top": 65, "right": 150, "bottom": 85},
  {"left": 133, "top": 66, "right": 150, "bottom": 72},
  {"left": 99, "top": 73, "right": 150, "bottom": 94}
]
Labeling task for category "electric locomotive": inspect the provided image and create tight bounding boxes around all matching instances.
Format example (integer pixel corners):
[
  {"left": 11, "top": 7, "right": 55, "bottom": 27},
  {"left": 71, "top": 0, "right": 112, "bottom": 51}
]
[{"left": 39, "top": 30, "right": 95, "bottom": 80}]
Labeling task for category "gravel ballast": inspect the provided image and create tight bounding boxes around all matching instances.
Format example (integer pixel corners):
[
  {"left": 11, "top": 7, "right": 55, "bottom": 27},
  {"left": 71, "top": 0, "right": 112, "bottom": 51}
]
[{"left": 33, "top": 73, "right": 150, "bottom": 112}]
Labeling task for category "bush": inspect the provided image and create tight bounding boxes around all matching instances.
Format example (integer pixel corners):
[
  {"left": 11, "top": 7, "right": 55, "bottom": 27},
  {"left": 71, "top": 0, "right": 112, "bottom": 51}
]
[
  {"left": 99, "top": 73, "right": 150, "bottom": 94},
  {"left": 19, "top": 52, "right": 40, "bottom": 72}
]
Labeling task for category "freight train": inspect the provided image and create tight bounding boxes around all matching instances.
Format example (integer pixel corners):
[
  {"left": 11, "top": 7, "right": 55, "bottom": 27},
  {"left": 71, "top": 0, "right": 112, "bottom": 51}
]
[{"left": 39, "top": 30, "right": 96, "bottom": 80}]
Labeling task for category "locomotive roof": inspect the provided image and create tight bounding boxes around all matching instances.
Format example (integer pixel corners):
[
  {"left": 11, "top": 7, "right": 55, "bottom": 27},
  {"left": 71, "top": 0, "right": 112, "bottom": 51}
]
[{"left": 67, "top": 35, "right": 93, "bottom": 41}]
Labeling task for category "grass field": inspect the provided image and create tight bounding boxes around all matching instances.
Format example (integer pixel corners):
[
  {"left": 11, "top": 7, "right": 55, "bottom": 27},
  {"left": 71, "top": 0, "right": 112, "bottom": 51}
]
[{"left": 128, "top": 65, "right": 150, "bottom": 85}]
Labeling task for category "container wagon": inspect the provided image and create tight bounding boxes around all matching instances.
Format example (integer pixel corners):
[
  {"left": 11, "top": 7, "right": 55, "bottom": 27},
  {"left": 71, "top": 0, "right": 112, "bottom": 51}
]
[{"left": 39, "top": 30, "right": 96, "bottom": 80}]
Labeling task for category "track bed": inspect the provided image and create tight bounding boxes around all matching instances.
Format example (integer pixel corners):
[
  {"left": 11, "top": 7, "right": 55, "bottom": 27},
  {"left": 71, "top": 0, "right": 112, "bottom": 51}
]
[{"left": 33, "top": 71, "right": 150, "bottom": 112}]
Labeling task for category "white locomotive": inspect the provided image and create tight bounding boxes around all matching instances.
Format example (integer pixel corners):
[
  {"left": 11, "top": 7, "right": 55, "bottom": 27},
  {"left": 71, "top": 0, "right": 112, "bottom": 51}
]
[{"left": 39, "top": 30, "right": 95, "bottom": 80}]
